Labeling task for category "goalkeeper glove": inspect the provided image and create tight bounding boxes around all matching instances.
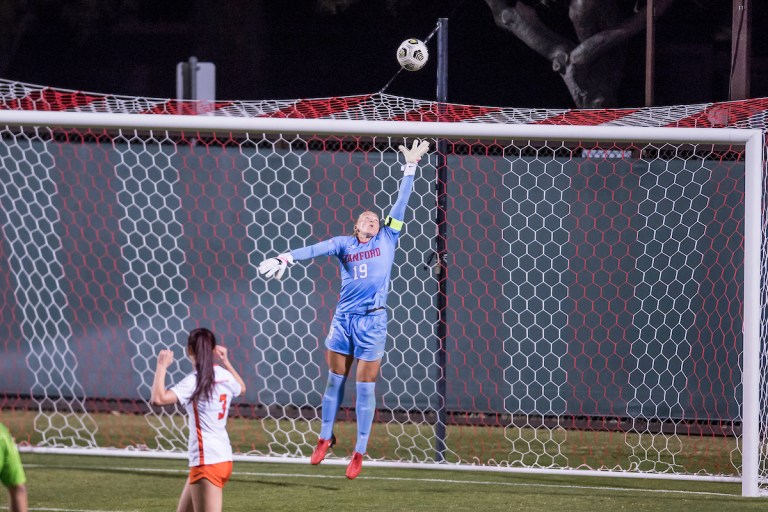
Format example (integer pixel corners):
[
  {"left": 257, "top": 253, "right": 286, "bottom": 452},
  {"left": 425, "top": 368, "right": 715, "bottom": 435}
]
[
  {"left": 398, "top": 139, "right": 430, "bottom": 176},
  {"left": 258, "top": 253, "right": 294, "bottom": 280}
]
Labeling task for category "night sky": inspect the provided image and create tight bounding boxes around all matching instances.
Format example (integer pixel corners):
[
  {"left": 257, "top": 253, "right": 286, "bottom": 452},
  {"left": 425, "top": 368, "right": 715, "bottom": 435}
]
[{"left": 3, "top": 0, "right": 767, "bottom": 109}]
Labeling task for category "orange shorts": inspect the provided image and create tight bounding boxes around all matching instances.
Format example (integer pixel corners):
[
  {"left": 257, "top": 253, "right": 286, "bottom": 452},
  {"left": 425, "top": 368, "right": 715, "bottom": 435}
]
[{"left": 189, "top": 461, "right": 233, "bottom": 488}]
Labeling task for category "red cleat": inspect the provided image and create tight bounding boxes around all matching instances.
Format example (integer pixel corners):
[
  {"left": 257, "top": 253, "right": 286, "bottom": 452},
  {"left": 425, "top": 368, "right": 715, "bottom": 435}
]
[
  {"left": 310, "top": 434, "right": 336, "bottom": 465},
  {"left": 346, "top": 451, "right": 364, "bottom": 479}
]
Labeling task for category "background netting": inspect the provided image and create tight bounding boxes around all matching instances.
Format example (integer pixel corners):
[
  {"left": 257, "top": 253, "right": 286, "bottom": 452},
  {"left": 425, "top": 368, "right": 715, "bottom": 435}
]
[{"left": 0, "top": 79, "right": 766, "bottom": 488}]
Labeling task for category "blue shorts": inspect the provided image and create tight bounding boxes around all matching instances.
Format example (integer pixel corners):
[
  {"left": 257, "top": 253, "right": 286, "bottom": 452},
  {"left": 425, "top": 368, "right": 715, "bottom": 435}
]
[{"left": 325, "top": 310, "right": 387, "bottom": 361}]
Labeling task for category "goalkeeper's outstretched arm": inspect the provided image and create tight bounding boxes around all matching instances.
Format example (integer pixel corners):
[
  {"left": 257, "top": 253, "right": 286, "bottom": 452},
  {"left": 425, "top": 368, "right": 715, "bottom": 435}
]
[
  {"left": 258, "top": 239, "right": 342, "bottom": 280},
  {"left": 385, "top": 139, "right": 430, "bottom": 231},
  {"left": 258, "top": 139, "right": 430, "bottom": 280}
]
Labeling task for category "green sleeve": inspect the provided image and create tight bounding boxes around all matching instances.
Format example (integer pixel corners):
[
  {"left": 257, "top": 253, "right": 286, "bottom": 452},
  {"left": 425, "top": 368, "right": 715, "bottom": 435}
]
[{"left": 0, "top": 424, "right": 27, "bottom": 488}]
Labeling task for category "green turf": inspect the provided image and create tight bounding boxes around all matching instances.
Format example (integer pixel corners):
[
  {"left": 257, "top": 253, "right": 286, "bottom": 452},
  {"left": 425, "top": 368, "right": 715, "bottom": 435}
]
[
  {"left": 1, "top": 410, "right": 740, "bottom": 475},
  {"left": 11, "top": 453, "right": 767, "bottom": 512}
]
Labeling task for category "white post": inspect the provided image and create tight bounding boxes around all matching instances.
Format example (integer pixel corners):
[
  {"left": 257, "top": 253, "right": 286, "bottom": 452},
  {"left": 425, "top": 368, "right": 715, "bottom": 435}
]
[
  {"left": 741, "top": 130, "right": 764, "bottom": 497},
  {"left": 0, "top": 111, "right": 759, "bottom": 144}
]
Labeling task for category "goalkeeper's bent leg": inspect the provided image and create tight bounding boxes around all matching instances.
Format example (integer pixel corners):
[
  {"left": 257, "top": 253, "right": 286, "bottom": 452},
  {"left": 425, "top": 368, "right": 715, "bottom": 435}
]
[
  {"left": 320, "top": 371, "right": 347, "bottom": 440},
  {"left": 354, "top": 381, "right": 376, "bottom": 454}
]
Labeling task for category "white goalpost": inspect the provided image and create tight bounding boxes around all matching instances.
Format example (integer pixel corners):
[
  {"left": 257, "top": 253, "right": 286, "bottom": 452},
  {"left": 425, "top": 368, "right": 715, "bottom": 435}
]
[{"left": 0, "top": 109, "right": 765, "bottom": 497}]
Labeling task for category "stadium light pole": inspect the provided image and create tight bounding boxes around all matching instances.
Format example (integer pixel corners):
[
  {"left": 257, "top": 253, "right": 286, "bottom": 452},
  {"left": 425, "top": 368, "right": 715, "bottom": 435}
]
[{"left": 434, "top": 17, "right": 449, "bottom": 463}]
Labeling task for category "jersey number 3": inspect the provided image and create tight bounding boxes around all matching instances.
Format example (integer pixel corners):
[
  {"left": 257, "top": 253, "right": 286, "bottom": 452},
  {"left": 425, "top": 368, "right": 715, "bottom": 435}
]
[{"left": 218, "top": 394, "right": 227, "bottom": 420}]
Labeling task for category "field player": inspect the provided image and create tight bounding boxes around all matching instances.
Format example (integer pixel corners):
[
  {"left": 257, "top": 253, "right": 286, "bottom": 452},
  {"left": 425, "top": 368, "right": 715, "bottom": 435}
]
[
  {"left": 258, "top": 139, "right": 430, "bottom": 479},
  {"left": 0, "top": 423, "right": 27, "bottom": 512},
  {"left": 151, "top": 328, "right": 246, "bottom": 512}
]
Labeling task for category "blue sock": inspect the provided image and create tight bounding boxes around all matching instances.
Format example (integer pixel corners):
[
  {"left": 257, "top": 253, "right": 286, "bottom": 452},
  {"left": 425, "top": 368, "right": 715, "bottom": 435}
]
[
  {"left": 320, "top": 371, "right": 346, "bottom": 440},
  {"left": 354, "top": 381, "right": 376, "bottom": 454}
]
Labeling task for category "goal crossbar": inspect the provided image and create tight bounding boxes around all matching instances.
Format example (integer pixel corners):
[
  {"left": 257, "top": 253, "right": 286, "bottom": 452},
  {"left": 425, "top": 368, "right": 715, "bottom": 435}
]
[{"left": 0, "top": 110, "right": 760, "bottom": 144}]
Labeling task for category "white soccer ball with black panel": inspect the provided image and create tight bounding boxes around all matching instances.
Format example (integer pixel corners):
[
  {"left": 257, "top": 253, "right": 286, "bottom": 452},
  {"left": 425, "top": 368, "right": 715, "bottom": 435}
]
[{"left": 397, "top": 38, "right": 429, "bottom": 71}]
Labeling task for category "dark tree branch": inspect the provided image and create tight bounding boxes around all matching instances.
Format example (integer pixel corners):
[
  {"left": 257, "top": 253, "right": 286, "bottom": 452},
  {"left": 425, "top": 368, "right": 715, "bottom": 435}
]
[
  {"left": 484, "top": 0, "right": 677, "bottom": 107},
  {"left": 569, "top": 0, "right": 675, "bottom": 67},
  {"left": 484, "top": 0, "right": 574, "bottom": 71}
]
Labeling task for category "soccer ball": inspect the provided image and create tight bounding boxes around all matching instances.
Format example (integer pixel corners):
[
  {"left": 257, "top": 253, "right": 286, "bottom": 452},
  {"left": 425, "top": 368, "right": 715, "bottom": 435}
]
[{"left": 397, "top": 39, "right": 429, "bottom": 71}]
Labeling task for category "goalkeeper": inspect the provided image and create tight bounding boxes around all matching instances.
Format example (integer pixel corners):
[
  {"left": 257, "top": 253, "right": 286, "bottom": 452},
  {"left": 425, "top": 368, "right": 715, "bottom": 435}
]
[{"left": 259, "top": 139, "right": 430, "bottom": 480}]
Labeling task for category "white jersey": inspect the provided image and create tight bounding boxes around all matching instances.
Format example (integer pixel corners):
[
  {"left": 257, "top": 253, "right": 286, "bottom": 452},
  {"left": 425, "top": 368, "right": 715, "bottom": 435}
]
[{"left": 170, "top": 365, "right": 242, "bottom": 466}]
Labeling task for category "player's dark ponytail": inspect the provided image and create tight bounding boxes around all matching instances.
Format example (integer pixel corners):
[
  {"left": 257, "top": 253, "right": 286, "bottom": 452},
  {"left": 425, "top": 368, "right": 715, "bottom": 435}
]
[{"left": 188, "top": 327, "right": 216, "bottom": 404}]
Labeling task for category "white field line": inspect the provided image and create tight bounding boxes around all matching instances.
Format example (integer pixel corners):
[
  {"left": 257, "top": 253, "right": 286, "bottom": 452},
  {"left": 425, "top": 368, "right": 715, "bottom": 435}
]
[{"left": 24, "top": 463, "right": 742, "bottom": 499}]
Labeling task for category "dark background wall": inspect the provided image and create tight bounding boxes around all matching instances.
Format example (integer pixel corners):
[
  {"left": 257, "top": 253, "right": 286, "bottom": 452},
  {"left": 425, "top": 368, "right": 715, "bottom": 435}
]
[
  {"left": 1, "top": 1, "right": 767, "bottom": 108},
  {"left": 0, "top": 136, "right": 744, "bottom": 423}
]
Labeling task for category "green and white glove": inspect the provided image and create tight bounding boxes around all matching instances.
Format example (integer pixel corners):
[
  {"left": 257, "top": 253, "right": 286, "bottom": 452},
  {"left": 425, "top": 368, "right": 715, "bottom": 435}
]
[
  {"left": 258, "top": 253, "right": 294, "bottom": 280},
  {"left": 398, "top": 139, "right": 430, "bottom": 176}
]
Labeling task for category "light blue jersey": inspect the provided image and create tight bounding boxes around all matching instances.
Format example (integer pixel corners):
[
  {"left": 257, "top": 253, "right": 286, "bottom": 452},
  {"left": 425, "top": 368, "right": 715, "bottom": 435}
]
[{"left": 289, "top": 174, "right": 414, "bottom": 316}]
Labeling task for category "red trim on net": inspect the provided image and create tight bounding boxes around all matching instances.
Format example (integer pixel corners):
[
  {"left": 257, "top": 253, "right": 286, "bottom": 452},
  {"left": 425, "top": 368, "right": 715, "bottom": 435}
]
[
  {"left": 0, "top": 88, "right": 103, "bottom": 111},
  {"left": 667, "top": 98, "right": 768, "bottom": 128},
  {"left": 262, "top": 96, "right": 373, "bottom": 118},
  {"left": 387, "top": 104, "right": 503, "bottom": 122},
  {"left": 535, "top": 109, "right": 639, "bottom": 126},
  {"left": 142, "top": 100, "right": 235, "bottom": 115}
]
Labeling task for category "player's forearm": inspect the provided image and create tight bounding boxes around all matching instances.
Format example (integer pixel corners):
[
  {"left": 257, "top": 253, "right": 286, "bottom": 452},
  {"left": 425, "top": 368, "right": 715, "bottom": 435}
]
[
  {"left": 290, "top": 239, "right": 337, "bottom": 261},
  {"left": 8, "top": 484, "right": 27, "bottom": 512},
  {"left": 150, "top": 367, "right": 173, "bottom": 405},
  {"left": 232, "top": 371, "right": 247, "bottom": 395},
  {"left": 221, "top": 360, "right": 247, "bottom": 395},
  {"left": 387, "top": 174, "right": 415, "bottom": 222}
]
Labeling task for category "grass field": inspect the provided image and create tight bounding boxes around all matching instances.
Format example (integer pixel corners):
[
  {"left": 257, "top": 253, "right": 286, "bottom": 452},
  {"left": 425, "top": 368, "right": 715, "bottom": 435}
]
[
  {"left": 7, "top": 452, "right": 767, "bottom": 511},
  {"left": 3, "top": 410, "right": 763, "bottom": 510},
  {"left": 2, "top": 410, "right": 741, "bottom": 474}
]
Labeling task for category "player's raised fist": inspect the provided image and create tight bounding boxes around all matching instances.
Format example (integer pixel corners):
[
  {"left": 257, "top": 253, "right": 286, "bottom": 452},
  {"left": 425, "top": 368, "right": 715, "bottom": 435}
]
[{"left": 157, "top": 349, "right": 174, "bottom": 369}]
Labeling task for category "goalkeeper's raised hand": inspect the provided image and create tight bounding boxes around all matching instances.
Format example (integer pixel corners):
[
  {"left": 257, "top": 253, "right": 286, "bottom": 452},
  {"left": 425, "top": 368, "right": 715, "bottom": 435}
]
[
  {"left": 258, "top": 253, "right": 294, "bottom": 280},
  {"left": 398, "top": 139, "right": 430, "bottom": 176}
]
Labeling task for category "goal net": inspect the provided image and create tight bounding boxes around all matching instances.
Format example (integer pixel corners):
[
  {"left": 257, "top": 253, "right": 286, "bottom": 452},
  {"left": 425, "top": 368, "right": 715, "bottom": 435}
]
[{"left": 0, "top": 80, "right": 766, "bottom": 496}]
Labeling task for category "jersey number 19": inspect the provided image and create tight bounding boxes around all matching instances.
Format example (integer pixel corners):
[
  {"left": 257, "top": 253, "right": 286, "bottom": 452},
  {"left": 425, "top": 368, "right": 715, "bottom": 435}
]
[{"left": 352, "top": 263, "right": 368, "bottom": 280}]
